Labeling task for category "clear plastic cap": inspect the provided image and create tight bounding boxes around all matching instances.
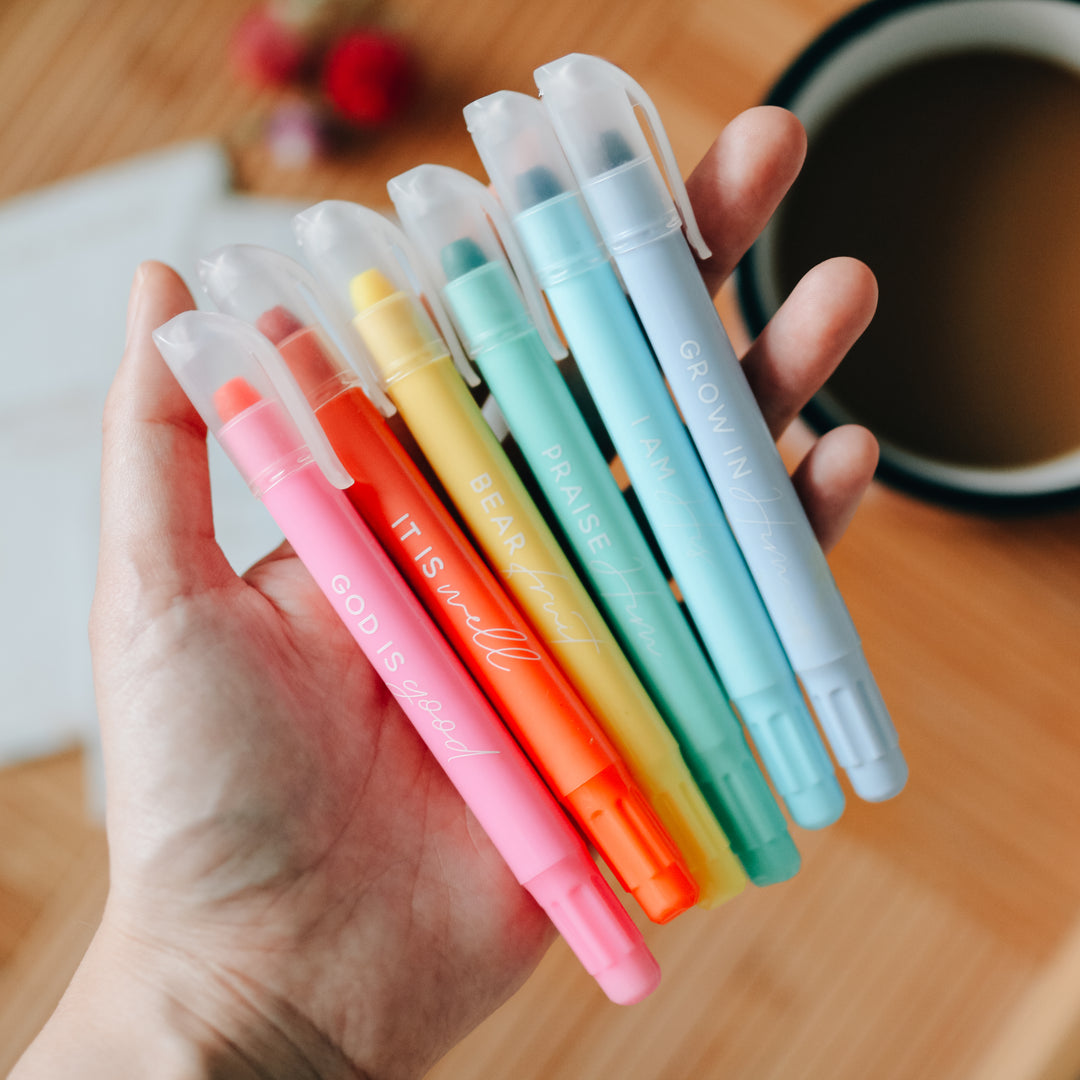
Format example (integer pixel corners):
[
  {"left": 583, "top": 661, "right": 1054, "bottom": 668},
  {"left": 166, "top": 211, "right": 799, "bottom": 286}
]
[
  {"left": 292, "top": 200, "right": 479, "bottom": 387},
  {"left": 197, "top": 243, "right": 395, "bottom": 417},
  {"left": 534, "top": 53, "right": 710, "bottom": 259},
  {"left": 152, "top": 310, "right": 351, "bottom": 490},
  {"left": 463, "top": 91, "right": 585, "bottom": 219},
  {"left": 387, "top": 163, "right": 567, "bottom": 362}
]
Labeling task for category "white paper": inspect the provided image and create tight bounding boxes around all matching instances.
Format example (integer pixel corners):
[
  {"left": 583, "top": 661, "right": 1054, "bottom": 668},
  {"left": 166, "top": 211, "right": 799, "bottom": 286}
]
[{"left": 0, "top": 142, "right": 304, "bottom": 771}]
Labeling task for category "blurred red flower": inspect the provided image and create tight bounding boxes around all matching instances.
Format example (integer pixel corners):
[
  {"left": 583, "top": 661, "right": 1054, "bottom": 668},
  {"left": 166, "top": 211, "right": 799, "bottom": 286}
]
[{"left": 322, "top": 29, "right": 417, "bottom": 127}]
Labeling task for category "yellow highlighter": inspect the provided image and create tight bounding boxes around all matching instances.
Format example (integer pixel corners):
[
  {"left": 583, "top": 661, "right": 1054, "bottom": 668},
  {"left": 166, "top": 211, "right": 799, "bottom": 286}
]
[{"left": 294, "top": 200, "right": 745, "bottom": 909}]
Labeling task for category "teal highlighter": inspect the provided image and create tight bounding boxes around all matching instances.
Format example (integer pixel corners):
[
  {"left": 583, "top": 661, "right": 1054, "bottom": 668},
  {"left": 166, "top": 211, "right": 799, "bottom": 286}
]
[
  {"left": 465, "top": 92, "right": 846, "bottom": 832},
  {"left": 387, "top": 163, "right": 799, "bottom": 884}
]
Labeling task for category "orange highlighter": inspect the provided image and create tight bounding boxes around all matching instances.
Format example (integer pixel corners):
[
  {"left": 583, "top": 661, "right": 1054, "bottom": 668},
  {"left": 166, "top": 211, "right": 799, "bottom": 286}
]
[{"left": 198, "top": 244, "right": 698, "bottom": 923}]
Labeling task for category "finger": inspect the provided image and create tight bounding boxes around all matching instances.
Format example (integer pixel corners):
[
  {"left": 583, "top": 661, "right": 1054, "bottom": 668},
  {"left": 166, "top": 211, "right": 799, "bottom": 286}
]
[
  {"left": 791, "top": 424, "right": 879, "bottom": 553},
  {"left": 686, "top": 106, "right": 806, "bottom": 296},
  {"left": 246, "top": 538, "right": 297, "bottom": 570},
  {"left": 243, "top": 538, "right": 299, "bottom": 587},
  {"left": 98, "top": 262, "right": 234, "bottom": 596},
  {"left": 740, "top": 257, "right": 878, "bottom": 439}
]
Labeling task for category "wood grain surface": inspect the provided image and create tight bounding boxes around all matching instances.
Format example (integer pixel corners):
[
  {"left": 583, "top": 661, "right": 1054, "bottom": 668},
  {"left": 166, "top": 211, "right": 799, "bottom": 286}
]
[{"left": 2, "top": 0, "right": 1080, "bottom": 1076}]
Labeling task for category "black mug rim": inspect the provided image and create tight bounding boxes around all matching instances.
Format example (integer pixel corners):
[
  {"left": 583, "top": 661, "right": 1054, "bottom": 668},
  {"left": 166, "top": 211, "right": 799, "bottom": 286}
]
[{"left": 735, "top": 0, "right": 1080, "bottom": 515}]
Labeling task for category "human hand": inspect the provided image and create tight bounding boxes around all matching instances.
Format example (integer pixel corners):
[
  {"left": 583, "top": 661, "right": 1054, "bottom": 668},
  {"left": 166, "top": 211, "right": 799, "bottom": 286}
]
[{"left": 14, "top": 106, "right": 878, "bottom": 1080}]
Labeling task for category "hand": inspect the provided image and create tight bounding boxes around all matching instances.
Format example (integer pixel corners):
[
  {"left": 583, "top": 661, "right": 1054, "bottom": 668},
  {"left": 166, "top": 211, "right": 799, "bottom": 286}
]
[{"left": 14, "top": 106, "right": 878, "bottom": 1080}]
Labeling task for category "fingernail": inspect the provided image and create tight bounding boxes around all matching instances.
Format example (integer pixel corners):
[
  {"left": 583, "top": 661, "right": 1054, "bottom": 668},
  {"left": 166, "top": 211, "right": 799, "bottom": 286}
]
[{"left": 125, "top": 263, "right": 148, "bottom": 342}]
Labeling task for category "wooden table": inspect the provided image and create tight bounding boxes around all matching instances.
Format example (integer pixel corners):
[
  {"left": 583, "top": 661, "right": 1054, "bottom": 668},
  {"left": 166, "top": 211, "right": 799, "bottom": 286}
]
[{"left": 3, "top": 0, "right": 1080, "bottom": 1076}]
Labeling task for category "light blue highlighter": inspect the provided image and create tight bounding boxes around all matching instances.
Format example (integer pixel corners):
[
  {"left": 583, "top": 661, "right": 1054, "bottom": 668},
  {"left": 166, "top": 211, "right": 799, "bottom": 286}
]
[
  {"left": 464, "top": 94, "right": 846, "bottom": 831},
  {"left": 536, "top": 54, "right": 906, "bottom": 803}
]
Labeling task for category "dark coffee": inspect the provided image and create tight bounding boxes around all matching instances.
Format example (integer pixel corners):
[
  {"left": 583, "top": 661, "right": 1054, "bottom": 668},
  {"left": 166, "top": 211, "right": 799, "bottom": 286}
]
[{"left": 776, "top": 50, "right": 1080, "bottom": 468}]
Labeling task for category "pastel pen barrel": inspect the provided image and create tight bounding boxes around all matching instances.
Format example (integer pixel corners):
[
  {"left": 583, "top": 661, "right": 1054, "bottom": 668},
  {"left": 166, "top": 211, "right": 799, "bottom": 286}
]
[
  {"left": 466, "top": 91, "right": 845, "bottom": 830},
  {"left": 275, "top": 322, "right": 696, "bottom": 922},
  {"left": 349, "top": 270, "right": 745, "bottom": 908},
  {"left": 198, "top": 246, "right": 699, "bottom": 923},
  {"left": 388, "top": 164, "right": 798, "bottom": 885},
  {"left": 153, "top": 311, "right": 660, "bottom": 1005},
  {"left": 293, "top": 202, "right": 746, "bottom": 908},
  {"left": 537, "top": 54, "right": 906, "bottom": 802}
]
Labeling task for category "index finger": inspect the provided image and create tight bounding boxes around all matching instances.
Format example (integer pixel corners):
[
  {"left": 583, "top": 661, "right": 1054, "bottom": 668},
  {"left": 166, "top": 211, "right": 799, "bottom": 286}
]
[
  {"left": 96, "top": 262, "right": 234, "bottom": 602},
  {"left": 686, "top": 106, "right": 807, "bottom": 298}
]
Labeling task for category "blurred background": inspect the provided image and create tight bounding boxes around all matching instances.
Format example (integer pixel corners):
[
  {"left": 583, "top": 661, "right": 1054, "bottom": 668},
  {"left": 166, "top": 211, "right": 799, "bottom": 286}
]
[{"left": 2, "top": 0, "right": 1080, "bottom": 1076}]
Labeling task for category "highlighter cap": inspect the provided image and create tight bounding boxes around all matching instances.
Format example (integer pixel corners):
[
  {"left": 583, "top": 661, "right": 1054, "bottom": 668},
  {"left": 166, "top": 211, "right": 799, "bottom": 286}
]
[
  {"left": 535, "top": 53, "right": 710, "bottom": 259},
  {"left": 464, "top": 91, "right": 609, "bottom": 287},
  {"left": 152, "top": 310, "right": 351, "bottom": 493},
  {"left": 386, "top": 163, "right": 567, "bottom": 362},
  {"left": 292, "top": 200, "right": 479, "bottom": 389},
  {"left": 197, "top": 243, "right": 394, "bottom": 417},
  {"left": 464, "top": 91, "right": 584, "bottom": 220}
]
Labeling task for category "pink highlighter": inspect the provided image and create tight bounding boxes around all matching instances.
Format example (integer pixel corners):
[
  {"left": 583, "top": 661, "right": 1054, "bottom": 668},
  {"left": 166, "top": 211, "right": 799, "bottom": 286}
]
[{"left": 152, "top": 310, "right": 660, "bottom": 1005}]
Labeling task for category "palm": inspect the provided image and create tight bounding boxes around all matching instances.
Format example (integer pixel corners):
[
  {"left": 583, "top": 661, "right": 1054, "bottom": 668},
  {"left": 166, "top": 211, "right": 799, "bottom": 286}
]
[{"left": 97, "top": 544, "right": 551, "bottom": 1074}]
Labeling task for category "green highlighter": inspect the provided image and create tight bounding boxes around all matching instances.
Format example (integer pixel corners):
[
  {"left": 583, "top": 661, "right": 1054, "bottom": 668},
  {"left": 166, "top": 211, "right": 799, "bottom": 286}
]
[{"left": 388, "top": 163, "right": 800, "bottom": 886}]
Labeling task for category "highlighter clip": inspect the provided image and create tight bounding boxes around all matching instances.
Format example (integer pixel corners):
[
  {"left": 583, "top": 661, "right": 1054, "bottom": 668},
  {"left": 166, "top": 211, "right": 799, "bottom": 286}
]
[
  {"left": 153, "top": 310, "right": 353, "bottom": 491},
  {"left": 293, "top": 200, "right": 481, "bottom": 388},
  {"left": 534, "top": 53, "right": 711, "bottom": 260},
  {"left": 387, "top": 164, "right": 568, "bottom": 364}
]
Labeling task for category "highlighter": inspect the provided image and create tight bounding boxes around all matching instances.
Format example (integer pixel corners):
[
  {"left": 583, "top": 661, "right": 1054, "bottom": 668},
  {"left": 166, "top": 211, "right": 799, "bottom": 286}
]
[
  {"left": 151, "top": 310, "right": 660, "bottom": 1005},
  {"left": 535, "top": 54, "right": 905, "bottom": 801},
  {"left": 293, "top": 201, "right": 747, "bottom": 909},
  {"left": 465, "top": 90, "right": 845, "bottom": 830},
  {"left": 197, "top": 243, "right": 698, "bottom": 925},
  {"left": 388, "top": 164, "right": 799, "bottom": 886}
]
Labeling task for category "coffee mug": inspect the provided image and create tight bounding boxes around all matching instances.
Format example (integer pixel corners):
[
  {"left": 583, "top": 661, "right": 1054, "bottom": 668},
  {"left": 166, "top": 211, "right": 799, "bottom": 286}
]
[{"left": 737, "top": 0, "right": 1080, "bottom": 510}]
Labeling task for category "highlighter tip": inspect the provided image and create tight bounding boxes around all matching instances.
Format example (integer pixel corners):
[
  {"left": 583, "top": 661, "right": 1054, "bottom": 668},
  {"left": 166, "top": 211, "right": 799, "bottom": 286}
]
[
  {"left": 349, "top": 268, "right": 396, "bottom": 313},
  {"left": 515, "top": 165, "right": 564, "bottom": 209},
  {"left": 256, "top": 305, "right": 305, "bottom": 346},
  {"left": 440, "top": 237, "right": 489, "bottom": 282},
  {"left": 600, "top": 128, "right": 635, "bottom": 169},
  {"left": 213, "top": 377, "right": 262, "bottom": 423}
]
